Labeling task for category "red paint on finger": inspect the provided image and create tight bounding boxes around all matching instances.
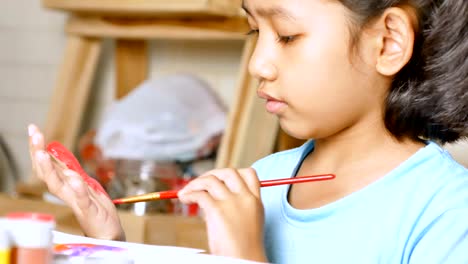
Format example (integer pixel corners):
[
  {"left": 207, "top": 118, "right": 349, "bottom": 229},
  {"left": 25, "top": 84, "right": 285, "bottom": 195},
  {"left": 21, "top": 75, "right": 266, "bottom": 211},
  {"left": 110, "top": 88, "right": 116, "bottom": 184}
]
[
  {"left": 47, "top": 142, "right": 85, "bottom": 175},
  {"left": 84, "top": 176, "right": 108, "bottom": 196},
  {"left": 46, "top": 141, "right": 109, "bottom": 197}
]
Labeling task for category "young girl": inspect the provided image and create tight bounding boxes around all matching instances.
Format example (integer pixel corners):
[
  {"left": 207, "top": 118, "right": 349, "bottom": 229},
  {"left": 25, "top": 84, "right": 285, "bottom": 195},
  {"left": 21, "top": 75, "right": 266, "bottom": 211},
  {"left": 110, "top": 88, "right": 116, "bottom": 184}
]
[{"left": 28, "top": 0, "right": 467, "bottom": 262}]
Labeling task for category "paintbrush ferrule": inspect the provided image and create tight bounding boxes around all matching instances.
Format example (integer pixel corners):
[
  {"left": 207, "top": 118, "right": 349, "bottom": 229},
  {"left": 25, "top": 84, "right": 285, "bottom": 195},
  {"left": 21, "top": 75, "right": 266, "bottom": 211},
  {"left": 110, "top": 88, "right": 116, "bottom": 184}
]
[{"left": 113, "top": 192, "right": 160, "bottom": 204}]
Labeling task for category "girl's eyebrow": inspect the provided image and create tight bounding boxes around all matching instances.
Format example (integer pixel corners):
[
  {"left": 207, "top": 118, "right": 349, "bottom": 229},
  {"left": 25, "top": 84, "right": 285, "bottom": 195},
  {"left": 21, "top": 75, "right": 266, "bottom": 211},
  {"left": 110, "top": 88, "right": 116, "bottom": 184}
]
[{"left": 242, "top": 1, "right": 297, "bottom": 22}]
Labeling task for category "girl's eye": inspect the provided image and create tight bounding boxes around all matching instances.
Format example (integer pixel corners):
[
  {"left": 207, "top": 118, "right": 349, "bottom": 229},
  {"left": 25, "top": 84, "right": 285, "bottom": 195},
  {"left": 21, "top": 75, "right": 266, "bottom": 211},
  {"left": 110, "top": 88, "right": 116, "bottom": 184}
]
[
  {"left": 277, "top": 35, "right": 296, "bottom": 44},
  {"left": 246, "top": 29, "right": 259, "bottom": 36}
]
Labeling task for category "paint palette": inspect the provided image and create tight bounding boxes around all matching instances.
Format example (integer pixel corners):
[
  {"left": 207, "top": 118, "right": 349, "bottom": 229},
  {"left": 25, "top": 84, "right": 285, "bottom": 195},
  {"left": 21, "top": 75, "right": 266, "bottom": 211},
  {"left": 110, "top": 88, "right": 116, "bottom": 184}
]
[
  {"left": 55, "top": 243, "right": 125, "bottom": 256},
  {"left": 54, "top": 243, "right": 126, "bottom": 256},
  {"left": 53, "top": 243, "right": 133, "bottom": 263}
]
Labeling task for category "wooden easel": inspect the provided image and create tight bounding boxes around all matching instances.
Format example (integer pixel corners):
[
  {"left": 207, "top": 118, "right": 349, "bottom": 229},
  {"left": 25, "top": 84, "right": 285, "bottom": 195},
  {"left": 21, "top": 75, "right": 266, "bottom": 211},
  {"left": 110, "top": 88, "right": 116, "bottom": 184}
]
[{"left": 40, "top": 0, "right": 287, "bottom": 172}]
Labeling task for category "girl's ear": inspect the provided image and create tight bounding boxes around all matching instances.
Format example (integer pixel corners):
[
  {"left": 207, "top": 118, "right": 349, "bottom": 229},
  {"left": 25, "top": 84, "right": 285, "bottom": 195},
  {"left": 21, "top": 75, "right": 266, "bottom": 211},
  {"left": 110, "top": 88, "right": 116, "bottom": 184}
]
[{"left": 375, "top": 7, "right": 417, "bottom": 76}]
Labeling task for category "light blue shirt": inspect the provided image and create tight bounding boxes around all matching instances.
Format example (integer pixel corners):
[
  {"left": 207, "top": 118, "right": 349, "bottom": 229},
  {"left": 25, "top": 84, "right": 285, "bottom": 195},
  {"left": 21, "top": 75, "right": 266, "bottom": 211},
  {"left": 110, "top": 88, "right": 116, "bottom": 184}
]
[{"left": 252, "top": 141, "right": 468, "bottom": 264}]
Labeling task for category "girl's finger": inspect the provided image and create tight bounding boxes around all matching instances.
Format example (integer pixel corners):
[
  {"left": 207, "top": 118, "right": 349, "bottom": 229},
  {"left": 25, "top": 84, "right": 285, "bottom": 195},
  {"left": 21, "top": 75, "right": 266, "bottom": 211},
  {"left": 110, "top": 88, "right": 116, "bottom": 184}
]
[
  {"left": 86, "top": 179, "right": 107, "bottom": 211},
  {"left": 62, "top": 168, "right": 109, "bottom": 221},
  {"left": 28, "top": 126, "right": 35, "bottom": 170},
  {"left": 46, "top": 170, "right": 82, "bottom": 206},
  {"left": 31, "top": 127, "right": 45, "bottom": 151},
  {"left": 180, "top": 175, "right": 231, "bottom": 200},
  {"left": 28, "top": 125, "right": 42, "bottom": 173},
  {"left": 178, "top": 190, "right": 217, "bottom": 214},
  {"left": 238, "top": 168, "right": 261, "bottom": 197},
  {"left": 63, "top": 170, "right": 99, "bottom": 218},
  {"left": 31, "top": 131, "right": 46, "bottom": 177},
  {"left": 95, "top": 188, "right": 115, "bottom": 211},
  {"left": 205, "top": 168, "right": 250, "bottom": 195},
  {"left": 36, "top": 151, "right": 65, "bottom": 194}
]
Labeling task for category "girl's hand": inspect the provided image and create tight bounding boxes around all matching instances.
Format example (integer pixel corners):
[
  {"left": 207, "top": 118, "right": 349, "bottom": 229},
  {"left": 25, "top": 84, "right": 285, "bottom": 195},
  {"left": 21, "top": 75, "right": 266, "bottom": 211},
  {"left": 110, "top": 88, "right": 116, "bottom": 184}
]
[
  {"left": 28, "top": 124, "right": 125, "bottom": 241},
  {"left": 178, "top": 168, "right": 268, "bottom": 262}
]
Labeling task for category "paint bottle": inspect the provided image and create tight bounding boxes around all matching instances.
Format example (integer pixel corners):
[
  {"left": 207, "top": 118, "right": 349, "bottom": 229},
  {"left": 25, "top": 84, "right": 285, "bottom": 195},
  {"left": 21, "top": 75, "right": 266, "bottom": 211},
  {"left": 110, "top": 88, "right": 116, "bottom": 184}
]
[
  {"left": 0, "top": 219, "right": 11, "bottom": 264},
  {"left": 7, "top": 212, "right": 55, "bottom": 264}
]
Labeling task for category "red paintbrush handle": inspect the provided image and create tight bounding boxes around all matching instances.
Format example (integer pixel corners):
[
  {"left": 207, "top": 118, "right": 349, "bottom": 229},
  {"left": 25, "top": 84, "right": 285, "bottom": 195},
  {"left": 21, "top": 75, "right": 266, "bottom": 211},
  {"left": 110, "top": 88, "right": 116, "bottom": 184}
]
[
  {"left": 159, "top": 175, "right": 334, "bottom": 197},
  {"left": 260, "top": 174, "right": 335, "bottom": 187},
  {"left": 112, "top": 174, "right": 336, "bottom": 204},
  {"left": 158, "top": 190, "right": 179, "bottom": 199}
]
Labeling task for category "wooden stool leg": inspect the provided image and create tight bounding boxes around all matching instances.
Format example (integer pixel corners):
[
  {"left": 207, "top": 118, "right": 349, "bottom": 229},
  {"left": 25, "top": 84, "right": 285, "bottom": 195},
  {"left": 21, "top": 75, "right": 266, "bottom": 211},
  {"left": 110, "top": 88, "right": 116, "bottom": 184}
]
[
  {"left": 229, "top": 77, "right": 279, "bottom": 168},
  {"left": 115, "top": 39, "right": 149, "bottom": 99},
  {"left": 216, "top": 36, "right": 256, "bottom": 168},
  {"left": 216, "top": 36, "right": 280, "bottom": 168},
  {"left": 44, "top": 35, "right": 102, "bottom": 149}
]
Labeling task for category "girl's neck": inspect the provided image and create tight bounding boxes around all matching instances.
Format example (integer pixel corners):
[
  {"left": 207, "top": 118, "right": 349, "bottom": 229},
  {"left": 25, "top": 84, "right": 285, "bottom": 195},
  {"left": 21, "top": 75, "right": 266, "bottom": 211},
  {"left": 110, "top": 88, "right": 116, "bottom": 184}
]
[
  {"left": 307, "top": 118, "right": 424, "bottom": 173},
  {"left": 290, "top": 117, "right": 425, "bottom": 209}
]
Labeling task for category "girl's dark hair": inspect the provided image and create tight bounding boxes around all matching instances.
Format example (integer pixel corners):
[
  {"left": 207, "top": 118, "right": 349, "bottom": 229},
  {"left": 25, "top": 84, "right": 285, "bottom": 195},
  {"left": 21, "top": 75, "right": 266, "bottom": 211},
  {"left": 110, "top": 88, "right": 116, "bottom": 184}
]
[{"left": 340, "top": 0, "right": 467, "bottom": 143}]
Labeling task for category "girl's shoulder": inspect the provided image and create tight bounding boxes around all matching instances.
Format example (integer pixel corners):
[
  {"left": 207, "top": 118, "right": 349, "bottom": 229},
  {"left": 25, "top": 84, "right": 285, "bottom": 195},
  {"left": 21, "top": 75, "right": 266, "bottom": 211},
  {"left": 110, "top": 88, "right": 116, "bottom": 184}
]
[
  {"left": 404, "top": 142, "right": 468, "bottom": 215},
  {"left": 423, "top": 141, "right": 467, "bottom": 177}
]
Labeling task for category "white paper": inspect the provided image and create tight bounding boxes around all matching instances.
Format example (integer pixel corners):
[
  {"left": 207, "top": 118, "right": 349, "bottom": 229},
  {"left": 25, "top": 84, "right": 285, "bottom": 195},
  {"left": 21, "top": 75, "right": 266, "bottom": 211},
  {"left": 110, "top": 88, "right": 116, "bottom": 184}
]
[{"left": 53, "top": 231, "right": 266, "bottom": 264}]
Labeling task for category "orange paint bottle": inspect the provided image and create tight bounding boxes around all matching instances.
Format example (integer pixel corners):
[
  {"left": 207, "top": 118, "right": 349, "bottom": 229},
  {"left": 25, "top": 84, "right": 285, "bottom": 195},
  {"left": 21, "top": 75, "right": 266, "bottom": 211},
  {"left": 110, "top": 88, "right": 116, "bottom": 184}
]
[{"left": 7, "top": 213, "right": 55, "bottom": 264}]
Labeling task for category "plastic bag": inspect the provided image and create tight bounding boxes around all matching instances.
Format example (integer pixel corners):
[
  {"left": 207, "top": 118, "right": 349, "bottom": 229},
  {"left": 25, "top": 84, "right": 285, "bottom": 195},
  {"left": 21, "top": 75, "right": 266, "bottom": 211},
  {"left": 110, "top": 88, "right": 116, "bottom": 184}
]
[{"left": 94, "top": 73, "right": 226, "bottom": 161}]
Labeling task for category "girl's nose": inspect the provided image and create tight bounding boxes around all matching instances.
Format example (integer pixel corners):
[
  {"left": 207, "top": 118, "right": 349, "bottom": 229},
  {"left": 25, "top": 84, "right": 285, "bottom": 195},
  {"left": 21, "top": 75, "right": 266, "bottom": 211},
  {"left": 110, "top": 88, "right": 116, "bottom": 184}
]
[{"left": 248, "top": 41, "right": 278, "bottom": 82}]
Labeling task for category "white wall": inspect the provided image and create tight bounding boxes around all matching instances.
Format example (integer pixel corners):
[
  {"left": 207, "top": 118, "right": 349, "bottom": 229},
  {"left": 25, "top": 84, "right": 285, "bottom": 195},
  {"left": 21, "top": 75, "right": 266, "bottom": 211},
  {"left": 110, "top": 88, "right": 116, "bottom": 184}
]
[
  {"left": 445, "top": 141, "right": 468, "bottom": 167},
  {"left": 0, "top": 0, "right": 66, "bottom": 182}
]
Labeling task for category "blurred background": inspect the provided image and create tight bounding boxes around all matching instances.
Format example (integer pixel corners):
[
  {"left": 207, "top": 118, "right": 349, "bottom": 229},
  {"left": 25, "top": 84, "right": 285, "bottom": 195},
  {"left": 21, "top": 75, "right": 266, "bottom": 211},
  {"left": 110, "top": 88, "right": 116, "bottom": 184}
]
[{"left": 0, "top": 0, "right": 244, "bottom": 183}]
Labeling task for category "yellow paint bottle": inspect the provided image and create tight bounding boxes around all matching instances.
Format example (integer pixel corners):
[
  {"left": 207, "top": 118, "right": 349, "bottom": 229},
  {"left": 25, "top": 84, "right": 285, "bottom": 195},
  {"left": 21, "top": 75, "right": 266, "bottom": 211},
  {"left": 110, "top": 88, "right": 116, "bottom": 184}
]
[{"left": 0, "top": 221, "right": 11, "bottom": 264}]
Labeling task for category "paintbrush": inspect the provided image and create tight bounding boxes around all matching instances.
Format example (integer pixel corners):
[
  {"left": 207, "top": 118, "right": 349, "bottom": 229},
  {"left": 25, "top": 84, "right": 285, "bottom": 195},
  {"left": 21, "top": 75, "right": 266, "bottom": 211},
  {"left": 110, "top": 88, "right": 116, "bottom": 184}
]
[{"left": 112, "top": 174, "right": 335, "bottom": 204}]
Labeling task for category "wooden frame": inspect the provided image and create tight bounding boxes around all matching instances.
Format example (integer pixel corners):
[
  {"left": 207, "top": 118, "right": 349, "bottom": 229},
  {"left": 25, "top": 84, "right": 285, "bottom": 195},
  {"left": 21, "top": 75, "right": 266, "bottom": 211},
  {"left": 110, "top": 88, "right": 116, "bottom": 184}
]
[
  {"left": 44, "top": 36, "right": 102, "bottom": 149},
  {"left": 42, "top": 0, "right": 242, "bottom": 17},
  {"left": 66, "top": 15, "right": 249, "bottom": 40},
  {"left": 115, "top": 40, "right": 149, "bottom": 99}
]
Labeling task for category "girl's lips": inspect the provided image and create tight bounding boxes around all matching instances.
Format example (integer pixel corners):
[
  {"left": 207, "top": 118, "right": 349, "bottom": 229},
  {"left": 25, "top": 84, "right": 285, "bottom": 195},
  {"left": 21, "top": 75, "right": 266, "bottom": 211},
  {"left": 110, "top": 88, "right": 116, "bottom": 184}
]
[
  {"left": 265, "top": 99, "right": 287, "bottom": 114},
  {"left": 257, "top": 90, "right": 287, "bottom": 114}
]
